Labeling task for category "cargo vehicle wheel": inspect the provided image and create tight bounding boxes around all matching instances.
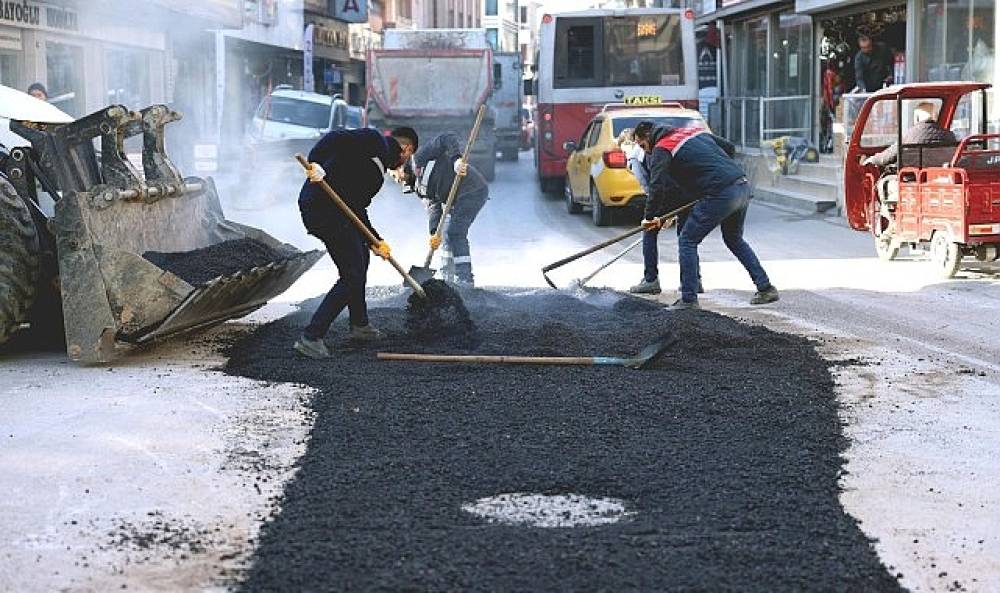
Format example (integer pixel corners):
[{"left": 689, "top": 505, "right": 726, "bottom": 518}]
[
  {"left": 565, "top": 184, "right": 583, "bottom": 214},
  {"left": 929, "top": 232, "right": 961, "bottom": 279},
  {"left": 874, "top": 234, "right": 899, "bottom": 261},
  {"left": 482, "top": 157, "right": 496, "bottom": 182},
  {"left": 0, "top": 179, "right": 40, "bottom": 347},
  {"left": 591, "top": 183, "right": 612, "bottom": 227}
]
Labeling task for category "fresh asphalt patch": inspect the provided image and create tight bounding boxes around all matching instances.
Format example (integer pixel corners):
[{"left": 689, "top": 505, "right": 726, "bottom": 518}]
[{"left": 223, "top": 286, "right": 905, "bottom": 592}]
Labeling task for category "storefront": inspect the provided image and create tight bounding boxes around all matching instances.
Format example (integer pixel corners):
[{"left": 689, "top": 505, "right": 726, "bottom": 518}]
[{"left": 305, "top": 14, "right": 353, "bottom": 99}]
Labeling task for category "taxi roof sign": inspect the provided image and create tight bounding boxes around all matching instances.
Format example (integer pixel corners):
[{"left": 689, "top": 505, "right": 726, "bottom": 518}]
[{"left": 601, "top": 100, "right": 685, "bottom": 112}]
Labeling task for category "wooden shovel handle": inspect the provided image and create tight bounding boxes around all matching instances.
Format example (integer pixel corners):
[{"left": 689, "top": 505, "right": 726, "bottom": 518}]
[{"left": 377, "top": 352, "right": 596, "bottom": 366}]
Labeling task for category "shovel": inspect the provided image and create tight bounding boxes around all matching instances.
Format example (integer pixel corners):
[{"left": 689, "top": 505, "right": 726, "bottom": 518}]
[
  {"left": 541, "top": 200, "right": 697, "bottom": 289},
  {"left": 294, "top": 154, "right": 427, "bottom": 299},
  {"left": 408, "top": 103, "right": 488, "bottom": 284},
  {"left": 377, "top": 334, "right": 675, "bottom": 370}
]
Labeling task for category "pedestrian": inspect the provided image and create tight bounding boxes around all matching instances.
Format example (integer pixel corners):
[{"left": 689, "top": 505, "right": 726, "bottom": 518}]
[
  {"left": 293, "top": 126, "right": 418, "bottom": 359},
  {"left": 619, "top": 129, "right": 702, "bottom": 296},
  {"left": 853, "top": 34, "right": 894, "bottom": 93},
  {"left": 634, "top": 120, "right": 778, "bottom": 309},
  {"left": 27, "top": 82, "right": 48, "bottom": 102},
  {"left": 411, "top": 132, "right": 488, "bottom": 286}
]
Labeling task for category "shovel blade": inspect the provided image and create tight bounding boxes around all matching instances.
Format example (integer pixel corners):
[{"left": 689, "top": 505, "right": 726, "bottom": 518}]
[
  {"left": 626, "top": 334, "right": 676, "bottom": 370},
  {"left": 407, "top": 265, "right": 435, "bottom": 285}
]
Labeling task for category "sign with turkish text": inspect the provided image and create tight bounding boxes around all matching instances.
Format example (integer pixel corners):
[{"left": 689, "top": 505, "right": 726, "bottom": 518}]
[{"left": 0, "top": 1, "right": 78, "bottom": 32}]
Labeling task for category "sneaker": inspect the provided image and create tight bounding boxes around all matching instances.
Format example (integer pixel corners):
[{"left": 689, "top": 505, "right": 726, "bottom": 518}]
[
  {"left": 294, "top": 336, "right": 332, "bottom": 359},
  {"left": 667, "top": 298, "right": 701, "bottom": 310},
  {"left": 629, "top": 278, "right": 661, "bottom": 294},
  {"left": 349, "top": 324, "right": 384, "bottom": 341},
  {"left": 750, "top": 285, "right": 780, "bottom": 305}
]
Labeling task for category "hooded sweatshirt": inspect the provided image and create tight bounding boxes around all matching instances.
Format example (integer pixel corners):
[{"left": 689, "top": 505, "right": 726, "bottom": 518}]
[
  {"left": 644, "top": 126, "right": 742, "bottom": 220},
  {"left": 298, "top": 127, "right": 402, "bottom": 240},
  {"left": 412, "top": 132, "right": 488, "bottom": 204}
]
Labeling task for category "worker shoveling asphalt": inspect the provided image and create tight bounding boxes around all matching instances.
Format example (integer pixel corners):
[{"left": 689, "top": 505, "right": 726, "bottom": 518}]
[{"left": 293, "top": 147, "right": 473, "bottom": 358}]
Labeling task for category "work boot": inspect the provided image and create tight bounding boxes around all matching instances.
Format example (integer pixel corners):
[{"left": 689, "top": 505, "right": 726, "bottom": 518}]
[
  {"left": 667, "top": 298, "right": 701, "bottom": 310},
  {"left": 349, "top": 324, "right": 384, "bottom": 341},
  {"left": 629, "top": 278, "right": 661, "bottom": 295},
  {"left": 750, "top": 285, "right": 780, "bottom": 305},
  {"left": 294, "top": 336, "right": 332, "bottom": 359}
]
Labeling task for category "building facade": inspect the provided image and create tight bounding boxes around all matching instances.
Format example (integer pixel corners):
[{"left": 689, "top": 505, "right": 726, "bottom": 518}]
[{"left": 483, "top": 0, "right": 517, "bottom": 51}]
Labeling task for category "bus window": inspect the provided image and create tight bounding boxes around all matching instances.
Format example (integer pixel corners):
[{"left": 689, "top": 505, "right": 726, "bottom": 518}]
[
  {"left": 555, "top": 18, "right": 603, "bottom": 88},
  {"left": 605, "top": 15, "right": 684, "bottom": 87}
]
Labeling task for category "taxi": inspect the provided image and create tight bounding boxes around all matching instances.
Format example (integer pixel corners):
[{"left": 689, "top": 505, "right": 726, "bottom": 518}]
[{"left": 563, "top": 98, "right": 707, "bottom": 226}]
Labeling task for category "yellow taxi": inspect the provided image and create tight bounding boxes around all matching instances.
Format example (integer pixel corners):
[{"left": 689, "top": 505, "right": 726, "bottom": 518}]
[{"left": 563, "top": 101, "right": 707, "bottom": 226}]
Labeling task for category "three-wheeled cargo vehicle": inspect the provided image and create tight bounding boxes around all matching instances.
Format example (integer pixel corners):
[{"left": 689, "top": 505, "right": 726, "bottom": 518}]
[{"left": 844, "top": 82, "right": 1000, "bottom": 278}]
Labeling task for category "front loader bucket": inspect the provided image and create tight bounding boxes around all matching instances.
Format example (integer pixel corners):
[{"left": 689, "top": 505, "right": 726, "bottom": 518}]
[{"left": 51, "top": 177, "right": 322, "bottom": 363}]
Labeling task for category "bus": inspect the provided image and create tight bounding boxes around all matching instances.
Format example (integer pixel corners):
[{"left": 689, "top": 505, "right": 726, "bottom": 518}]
[{"left": 531, "top": 8, "right": 698, "bottom": 193}]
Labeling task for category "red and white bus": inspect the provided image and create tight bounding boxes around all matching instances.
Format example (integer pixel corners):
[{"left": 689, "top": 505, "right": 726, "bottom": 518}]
[{"left": 532, "top": 8, "right": 698, "bottom": 192}]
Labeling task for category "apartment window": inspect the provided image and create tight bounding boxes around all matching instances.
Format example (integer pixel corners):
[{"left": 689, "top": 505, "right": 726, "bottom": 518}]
[
  {"left": 486, "top": 0, "right": 497, "bottom": 16},
  {"left": 486, "top": 28, "right": 499, "bottom": 50},
  {"left": 520, "top": 5, "right": 527, "bottom": 22}
]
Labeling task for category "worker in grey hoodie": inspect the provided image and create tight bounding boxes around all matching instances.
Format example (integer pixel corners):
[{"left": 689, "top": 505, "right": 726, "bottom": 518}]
[{"left": 411, "top": 132, "right": 489, "bottom": 286}]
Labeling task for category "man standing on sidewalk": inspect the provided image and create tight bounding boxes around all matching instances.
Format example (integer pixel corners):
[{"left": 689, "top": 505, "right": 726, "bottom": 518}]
[
  {"left": 293, "top": 126, "right": 417, "bottom": 359},
  {"left": 411, "top": 132, "right": 489, "bottom": 286},
  {"left": 634, "top": 121, "right": 778, "bottom": 309}
]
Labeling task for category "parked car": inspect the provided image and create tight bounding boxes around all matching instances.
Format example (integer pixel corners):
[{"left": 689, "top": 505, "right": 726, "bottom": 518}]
[
  {"left": 563, "top": 102, "right": 707, "bottom": 226},
  {"left": 520, "top": 107, "right": 534, "bottom": 151},
  {"left": 247, "top": 87, "right": 352, "bottom": 144}
]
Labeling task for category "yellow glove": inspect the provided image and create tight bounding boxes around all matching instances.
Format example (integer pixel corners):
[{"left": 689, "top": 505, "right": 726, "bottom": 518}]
[
  {"left": 370, "top": 240, "right": 391, "bottom": 260},
  {"left": 429, "top": 235, "right": 442, "bottom": 250},
  {"left": 641, "top": 218, "right": 663, "bottom": 231},
  {"left": 306, "top": 162, "right": 326, "bottom": 183}
]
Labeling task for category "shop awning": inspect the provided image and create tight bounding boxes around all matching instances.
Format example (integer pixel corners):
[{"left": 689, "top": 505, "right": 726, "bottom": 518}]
[{"left": 695, "top": 0, "right": 790, "bottom": 25}]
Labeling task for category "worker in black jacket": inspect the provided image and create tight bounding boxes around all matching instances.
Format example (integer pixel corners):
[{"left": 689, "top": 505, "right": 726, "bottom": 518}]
[
  {"left": 634, "top": 121, "right": 778, "bottom": 309},
  {"left": 411, "top": 132, "right": 489, "bottom": 286},
  {"left": 294, "top": 126, "right": 417, "bottom": 359}
]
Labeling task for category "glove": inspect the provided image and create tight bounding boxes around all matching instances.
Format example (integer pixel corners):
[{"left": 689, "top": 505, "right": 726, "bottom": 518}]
[
  {"left": 371, "top": 240, "right": 391, "bottom": 260},
  {"left": 641, "top": 218, "right": 664, "bottom": 231},
  {"left": 306, "top": 162, "right": 326, "bottom": 183},
  {"left": 429, "top": 235, "right": 442, "bottom": 250},
  {"left": 453, "top": 158, "right": 468, "bottom": 177}
]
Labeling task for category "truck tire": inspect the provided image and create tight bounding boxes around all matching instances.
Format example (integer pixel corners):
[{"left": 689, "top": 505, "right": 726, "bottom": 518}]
[
  {"left": 481, "top": 156, "right": 496, "bottom": 182},
  {"left": 0, "top": 178, "right": 40, "bottom": 347}
]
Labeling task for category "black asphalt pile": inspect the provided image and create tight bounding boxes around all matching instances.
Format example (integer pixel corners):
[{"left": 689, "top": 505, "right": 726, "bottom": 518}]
[
  {"left": 223, "top": 288, "right": 904, "bottom": 593},
  {"left": 143, "top": 238, "right": 292, "bottom": 286},
  {"left": 405, "top": 279, "right": 476, "bottom": 342}
]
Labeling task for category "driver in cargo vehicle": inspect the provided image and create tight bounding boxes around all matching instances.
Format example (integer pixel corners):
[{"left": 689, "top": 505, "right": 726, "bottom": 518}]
[{"left": 863, "top": 101, "right": 958, "bottom": 168}]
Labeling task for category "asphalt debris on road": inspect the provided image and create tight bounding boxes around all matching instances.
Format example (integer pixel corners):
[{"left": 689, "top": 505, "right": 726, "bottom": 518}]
[
  {"left": 405, "top": 279, "right": 476, "bottom": 342},
  {"left": 143, "top": 238, "right": 292, "bottom": 286},
  {"left": 223, "top": 286, "right": 905, "bottom": 593}
]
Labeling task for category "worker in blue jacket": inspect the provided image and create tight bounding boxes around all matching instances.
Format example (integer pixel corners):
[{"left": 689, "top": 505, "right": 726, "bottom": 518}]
[
  {"left": 294, "top": 126, "right": 418, "bottom": 359},
  {"left": 634, "top": 121, "right": 778, "bottom": 309}
]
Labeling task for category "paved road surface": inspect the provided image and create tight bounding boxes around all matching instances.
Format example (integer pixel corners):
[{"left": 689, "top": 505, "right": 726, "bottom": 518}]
[{"left": 1, "top": 151, "right": 998, "bottom": 592}]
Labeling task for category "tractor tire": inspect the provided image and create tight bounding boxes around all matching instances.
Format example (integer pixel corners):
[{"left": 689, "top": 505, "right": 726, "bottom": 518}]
[
  {"left": 930, "top": 232, "right": 962, "bottom": 279},
  {"left": 0, "top": 178, "right": 40, "bottom": 347},
  {"left": 591, "top": 183, "right": 612, "bottom": 227}
]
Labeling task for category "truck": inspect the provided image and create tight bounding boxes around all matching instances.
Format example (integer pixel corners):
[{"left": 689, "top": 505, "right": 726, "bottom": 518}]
[
  {"left": 492, "top": 52, "right": 524, "bottom": 162},
  {"left": 0, "top": 87, "right": 322, "bottom": 363},
  {"left": 367, "top": 29, "right": 497, "bottom": 181}
]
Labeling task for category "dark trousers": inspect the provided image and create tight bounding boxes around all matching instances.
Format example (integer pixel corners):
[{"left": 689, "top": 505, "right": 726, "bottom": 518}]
[
  {"left": 677, "top": 181, "right": 770, "bottom": 302},
  {"left": 428, "top": 190, "right": 488, "bottom": 282},
  {"left": 303, "top": 224, "right": 370, "bottom": 339}
]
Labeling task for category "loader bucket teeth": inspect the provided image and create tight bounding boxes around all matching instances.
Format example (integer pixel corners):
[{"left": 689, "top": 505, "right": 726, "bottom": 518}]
[{"left": 9, "top": 104, "right": 322, "bottom": 363}]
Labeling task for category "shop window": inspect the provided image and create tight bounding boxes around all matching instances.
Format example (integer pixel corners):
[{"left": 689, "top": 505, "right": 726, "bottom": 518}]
[
  {"left": 105, "top": 48, "right": 151, "bottom": 108},
  {"left": 46, "top": 42, "right": 84, "bottom": 117},
  {"left": 919, "top": 0, "right": 994, "bottom": 83},
  {"left": 0, "top": 53, "right": 17, "bottom": 88}
]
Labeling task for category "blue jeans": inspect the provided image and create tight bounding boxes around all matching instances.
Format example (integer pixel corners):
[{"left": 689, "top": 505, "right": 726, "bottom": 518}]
[
  {"left": 642, "top": 211, "right": 696, "bottom": 283},
  {"left": 677, "top": 181, "right": 770, "bottom": 302},
  {"left": 302, "top": 224, "right": 371, "bottom": 339}
]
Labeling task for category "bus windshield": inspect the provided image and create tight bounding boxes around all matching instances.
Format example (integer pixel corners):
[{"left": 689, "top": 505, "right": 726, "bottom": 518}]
[{"left": 554, "top": 14, "right": 684, "bottom": 89}]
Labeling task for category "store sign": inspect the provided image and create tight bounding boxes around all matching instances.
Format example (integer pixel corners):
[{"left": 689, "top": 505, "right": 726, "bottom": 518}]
[
  {"left": 312, "top": 19, "right": 349, "bottom": 51},
  {"left": 349, "top": 24, "right": 381, "bottom": 60},
  {"left": 0, "top": 1, "right": 78, "bottom": 32},
  {"left": 332, "top": 0, "right": 367, "bottom": 24}
]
